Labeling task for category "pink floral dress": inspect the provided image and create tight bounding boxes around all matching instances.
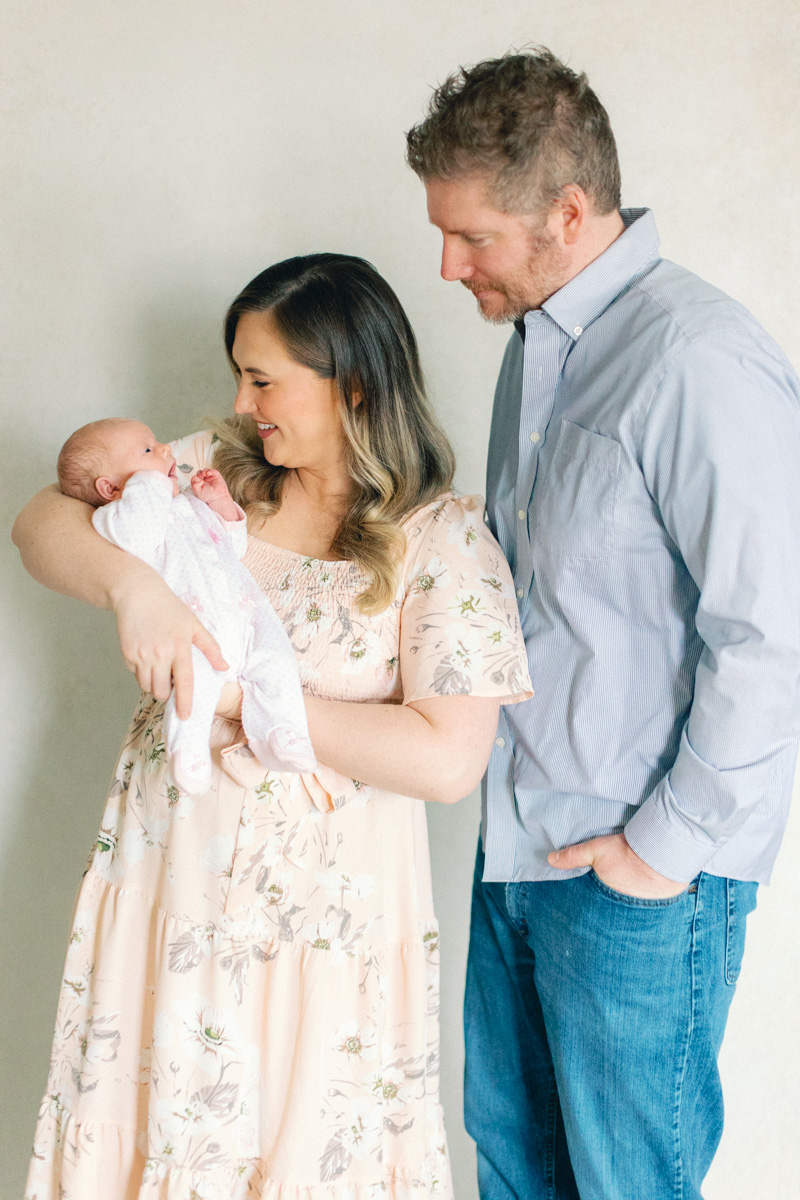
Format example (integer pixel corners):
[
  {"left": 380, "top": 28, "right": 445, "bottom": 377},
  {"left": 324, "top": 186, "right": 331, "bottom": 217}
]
[{"left": 25, "top": 431, "right": 532, "bottom": 1200}]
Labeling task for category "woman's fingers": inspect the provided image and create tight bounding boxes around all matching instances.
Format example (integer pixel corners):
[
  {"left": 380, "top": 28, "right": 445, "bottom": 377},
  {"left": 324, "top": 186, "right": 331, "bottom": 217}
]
[
  {"left": 136, "top": 664, "right": 154, "bottom": 697},
  {"left": 114, "top": 578, "right": 227, "bottom": 716},
  {"left": 171, "top": 644, "right": 195, "bottom": 720},
  {"left": 193, "top": 623, "right": 228, "bottom": 673},
  {"left": 150, "top": 655, "right": 174, "bottom": 704}
]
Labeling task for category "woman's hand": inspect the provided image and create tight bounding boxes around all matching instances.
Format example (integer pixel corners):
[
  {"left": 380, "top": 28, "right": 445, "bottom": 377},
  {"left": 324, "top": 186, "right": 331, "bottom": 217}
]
[
  {"left": 112, "top": 573, "right": 228, "bottom": 718},
  {"left": 12, "top": 482, "right": 228, "bottom": 719}
]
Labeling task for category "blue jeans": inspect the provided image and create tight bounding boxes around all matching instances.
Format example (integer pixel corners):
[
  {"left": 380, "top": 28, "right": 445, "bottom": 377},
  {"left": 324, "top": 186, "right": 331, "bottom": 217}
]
[{"left": 464, "top": 839, "right": 758, "bottom": 1200}]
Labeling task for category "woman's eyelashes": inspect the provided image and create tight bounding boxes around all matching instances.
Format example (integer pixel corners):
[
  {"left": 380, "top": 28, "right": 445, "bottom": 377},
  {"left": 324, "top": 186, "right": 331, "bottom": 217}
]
[{"left": 252, "top": 380, "right": 271, "bottom": 389}]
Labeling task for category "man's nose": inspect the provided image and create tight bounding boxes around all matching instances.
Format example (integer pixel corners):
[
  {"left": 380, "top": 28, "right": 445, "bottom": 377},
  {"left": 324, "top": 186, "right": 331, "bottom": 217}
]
[{"left": 440, "top": 240, "right": 473, "bottom": 282}]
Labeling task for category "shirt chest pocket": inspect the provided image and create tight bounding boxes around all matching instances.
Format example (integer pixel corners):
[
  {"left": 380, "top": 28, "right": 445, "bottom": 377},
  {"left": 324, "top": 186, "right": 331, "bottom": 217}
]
[{"left": 534, "top": 420, "right": 621, "bottom": 561}]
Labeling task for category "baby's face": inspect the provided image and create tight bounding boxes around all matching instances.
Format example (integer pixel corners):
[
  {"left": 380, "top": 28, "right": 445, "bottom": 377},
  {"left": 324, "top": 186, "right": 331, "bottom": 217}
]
[{"left": 105, "top": 422, "right": 179, "bottom": 496}]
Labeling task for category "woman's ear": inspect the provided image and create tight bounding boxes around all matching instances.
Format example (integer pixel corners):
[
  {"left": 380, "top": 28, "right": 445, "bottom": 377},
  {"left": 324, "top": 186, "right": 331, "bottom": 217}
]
[{"left": 94, "top": 476, "right": 121, "bottom": 502}]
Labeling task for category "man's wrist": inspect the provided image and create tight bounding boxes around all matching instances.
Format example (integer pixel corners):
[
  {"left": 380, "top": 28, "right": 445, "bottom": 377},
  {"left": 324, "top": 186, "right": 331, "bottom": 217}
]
[{"left": 622, "top": 835, "right": 679, "bottom": 886}]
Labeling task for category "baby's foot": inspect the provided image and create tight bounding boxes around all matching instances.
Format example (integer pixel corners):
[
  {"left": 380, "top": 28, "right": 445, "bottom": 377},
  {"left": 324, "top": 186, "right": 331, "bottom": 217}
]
[
  {"left": 170, "top": 748, "right": 212, "bottom": 796},
  {"left": 267, "top": 727, "right": 316, "bottom": 774}
]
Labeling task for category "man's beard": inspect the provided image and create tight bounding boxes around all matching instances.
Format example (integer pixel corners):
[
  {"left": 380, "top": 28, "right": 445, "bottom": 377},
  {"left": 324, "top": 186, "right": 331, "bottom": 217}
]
[{"left": 463, "top": 226, "right": 569, "bottom": 324}]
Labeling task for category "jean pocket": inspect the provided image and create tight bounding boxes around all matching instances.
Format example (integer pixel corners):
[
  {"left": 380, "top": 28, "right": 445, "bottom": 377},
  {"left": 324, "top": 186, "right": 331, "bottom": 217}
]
[
  {"left": 725, "top": 878, "right": 759, "bottom": 985},
  {"left": 587, "top": 869, "right": 690, "bottom": 908}
]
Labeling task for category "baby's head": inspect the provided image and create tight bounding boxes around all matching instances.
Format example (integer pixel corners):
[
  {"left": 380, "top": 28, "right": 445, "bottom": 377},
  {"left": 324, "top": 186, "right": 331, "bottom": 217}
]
[{"left": 57, "top": 418, "right": 179, "bottom": 506}]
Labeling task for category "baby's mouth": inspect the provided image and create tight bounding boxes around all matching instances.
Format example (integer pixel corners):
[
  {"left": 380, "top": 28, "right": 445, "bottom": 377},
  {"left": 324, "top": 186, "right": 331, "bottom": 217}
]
[{"left": 168, "top": 462, "right": 177, "bottom": 477}]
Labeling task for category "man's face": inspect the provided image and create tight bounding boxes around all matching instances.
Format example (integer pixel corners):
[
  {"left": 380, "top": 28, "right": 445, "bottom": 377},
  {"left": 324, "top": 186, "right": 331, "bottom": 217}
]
[{"left": 425, "top": 174, "right": 570, "bottom": 322}]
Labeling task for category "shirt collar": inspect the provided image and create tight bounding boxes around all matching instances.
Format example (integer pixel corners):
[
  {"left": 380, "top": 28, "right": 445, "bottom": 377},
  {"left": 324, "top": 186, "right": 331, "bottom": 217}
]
[{"left": 517, "top": 208, "right": 660, "bottom": 342}]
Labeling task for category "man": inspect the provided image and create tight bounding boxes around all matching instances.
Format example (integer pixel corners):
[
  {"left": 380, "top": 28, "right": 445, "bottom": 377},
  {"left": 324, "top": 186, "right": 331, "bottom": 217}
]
[{"left": 406, "top": 49, "right": 800, "bottom": 1200}]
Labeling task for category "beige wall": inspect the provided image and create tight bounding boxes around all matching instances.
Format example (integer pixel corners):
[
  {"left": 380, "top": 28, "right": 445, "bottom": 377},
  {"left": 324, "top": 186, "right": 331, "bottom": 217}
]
[{"left": 2, "top": 2, "right": 799, "bottom": 1196}]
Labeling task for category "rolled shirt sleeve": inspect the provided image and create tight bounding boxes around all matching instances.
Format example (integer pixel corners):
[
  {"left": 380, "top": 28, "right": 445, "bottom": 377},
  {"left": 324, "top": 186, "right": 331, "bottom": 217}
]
[{"left": 625, "top": 332, "right": 800, "bottom": 880}]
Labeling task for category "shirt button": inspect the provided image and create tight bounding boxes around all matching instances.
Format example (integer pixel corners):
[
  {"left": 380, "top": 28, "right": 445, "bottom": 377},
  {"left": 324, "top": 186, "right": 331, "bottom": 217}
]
[
  {"left": 495, "top": 737, "right": 505, "bottom": 748},
  {"left": 517, "top": 509, "right": 526, "bottom": 521},
  {"left": 529, "top": 430, "right": 540, "bottom": 443},
  {"left": 516, "top": 587, "right": 524, "bottom": 598},
  {"left": 573, "top": 325, "right": 583, "bottom": 336}
]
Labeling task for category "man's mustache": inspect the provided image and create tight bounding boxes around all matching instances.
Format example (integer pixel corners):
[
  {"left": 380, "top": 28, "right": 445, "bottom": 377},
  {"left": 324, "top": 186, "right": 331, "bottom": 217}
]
[{"left": 461, "top": 280, "right": 504, "bottom": 297}]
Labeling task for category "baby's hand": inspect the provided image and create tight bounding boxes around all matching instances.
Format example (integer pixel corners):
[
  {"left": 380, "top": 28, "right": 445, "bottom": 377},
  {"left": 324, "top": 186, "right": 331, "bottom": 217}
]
[{"left": 191, "top": 468, "right": 231, "bottom": 504}]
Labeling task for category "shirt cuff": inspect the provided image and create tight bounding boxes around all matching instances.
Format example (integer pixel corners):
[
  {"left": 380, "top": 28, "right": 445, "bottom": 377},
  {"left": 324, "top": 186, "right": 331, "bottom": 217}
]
[{"left": 624, "top": 777, "right": 719, "bottom": 882}]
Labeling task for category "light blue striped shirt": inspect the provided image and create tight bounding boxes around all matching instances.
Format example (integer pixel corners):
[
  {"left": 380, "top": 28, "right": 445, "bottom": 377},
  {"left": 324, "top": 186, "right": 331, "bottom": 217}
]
[{"left": 483, "top": 208, "right": 800, "bottom": 885}]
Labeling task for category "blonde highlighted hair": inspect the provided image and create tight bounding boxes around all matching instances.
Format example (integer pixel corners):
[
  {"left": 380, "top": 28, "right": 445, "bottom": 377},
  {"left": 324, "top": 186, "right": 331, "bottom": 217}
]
[{"left": 212, "top": 254, "right": 456, "bottom": 614}]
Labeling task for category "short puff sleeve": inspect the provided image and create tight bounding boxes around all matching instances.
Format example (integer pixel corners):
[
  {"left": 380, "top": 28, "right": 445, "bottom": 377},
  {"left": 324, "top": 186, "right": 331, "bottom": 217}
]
[{"left": 399, "top": 494, "right": 532, "bottom": 706}]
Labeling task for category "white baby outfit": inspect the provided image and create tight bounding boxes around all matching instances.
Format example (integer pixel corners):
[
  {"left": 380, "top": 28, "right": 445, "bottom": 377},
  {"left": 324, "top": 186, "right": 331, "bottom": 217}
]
[{"left": 92, "top": 469, "right": 315, "bottom": 794}]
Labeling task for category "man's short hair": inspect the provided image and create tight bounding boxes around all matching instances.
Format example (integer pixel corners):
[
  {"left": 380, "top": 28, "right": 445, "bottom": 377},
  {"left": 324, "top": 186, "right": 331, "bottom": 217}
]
[{"left": 406, "top": 47, "right": 621, "bottom": 216}]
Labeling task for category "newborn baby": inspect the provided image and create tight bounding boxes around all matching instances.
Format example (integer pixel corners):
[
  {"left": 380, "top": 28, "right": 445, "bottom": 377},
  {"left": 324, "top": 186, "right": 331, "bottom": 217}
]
[{"left": 57, "top": 417, "right": 315, "bottom": 794}]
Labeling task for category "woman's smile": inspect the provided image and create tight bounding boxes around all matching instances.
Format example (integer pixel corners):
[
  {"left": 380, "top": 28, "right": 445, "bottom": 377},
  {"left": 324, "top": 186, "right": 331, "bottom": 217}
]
[{"left": 231, "top": 310, "right": 346, "bottom": 474}]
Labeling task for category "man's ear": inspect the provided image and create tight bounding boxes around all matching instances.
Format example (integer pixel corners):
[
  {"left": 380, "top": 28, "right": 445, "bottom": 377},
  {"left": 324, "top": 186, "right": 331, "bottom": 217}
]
[
  {"left": 553, "top": 184, "right": 590, "bottom": 246},
  {"left": 94, "top": 476, "right": 121, "bottom": 502}
]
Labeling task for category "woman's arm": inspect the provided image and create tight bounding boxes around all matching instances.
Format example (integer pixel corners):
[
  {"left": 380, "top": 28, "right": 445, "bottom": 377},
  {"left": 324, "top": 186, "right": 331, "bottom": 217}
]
[
  {"left": 12, "top": 485, "right": 227, "bottom": 716},
  {"left": 215, "top": 686, "right": 499, "bottom": 802},
  {"left": 305, "top": 693, "right": 500, "bottom": 804}
]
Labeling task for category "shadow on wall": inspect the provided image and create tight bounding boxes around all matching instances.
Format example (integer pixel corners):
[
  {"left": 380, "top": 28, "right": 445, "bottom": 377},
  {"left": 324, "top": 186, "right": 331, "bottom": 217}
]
[
  {"left": 0, "top": 304, "right": 232, "bottom": 1194},
  {"left": 0, "top": 536, "right": 140, "bottom": 1189}
]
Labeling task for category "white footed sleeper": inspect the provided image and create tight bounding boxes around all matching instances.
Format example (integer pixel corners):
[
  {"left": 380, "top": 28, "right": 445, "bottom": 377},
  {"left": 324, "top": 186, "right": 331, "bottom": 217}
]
[{"left": 93, "top": 470, "right": 315, "bottom": 794}]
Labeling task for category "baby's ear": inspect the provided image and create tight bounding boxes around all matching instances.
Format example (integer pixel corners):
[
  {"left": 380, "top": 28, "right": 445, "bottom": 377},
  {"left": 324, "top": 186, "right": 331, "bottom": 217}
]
[{"left": 94, "top": 476, "right": 120, "bottom": 502}]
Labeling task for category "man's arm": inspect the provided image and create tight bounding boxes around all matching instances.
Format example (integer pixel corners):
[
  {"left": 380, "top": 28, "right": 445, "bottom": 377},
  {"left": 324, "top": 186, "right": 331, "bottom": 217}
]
[
  {"left": 552, "top": 330, "right": 800, "bottom": 892},
  {"left": 625, "top": 333, "right": 800, "bottom": 878}
]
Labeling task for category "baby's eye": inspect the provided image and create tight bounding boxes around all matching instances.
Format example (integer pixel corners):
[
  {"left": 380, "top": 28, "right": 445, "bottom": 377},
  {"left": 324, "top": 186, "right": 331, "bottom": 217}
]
[{"left": 144, "top": 447, "right": 152, "bottom": 453}]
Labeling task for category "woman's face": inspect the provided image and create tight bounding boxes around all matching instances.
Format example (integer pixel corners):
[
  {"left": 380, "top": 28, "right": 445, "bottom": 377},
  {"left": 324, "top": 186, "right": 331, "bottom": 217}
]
[{"left": 231, "top": 310, "right": 346, "bottom": 474}]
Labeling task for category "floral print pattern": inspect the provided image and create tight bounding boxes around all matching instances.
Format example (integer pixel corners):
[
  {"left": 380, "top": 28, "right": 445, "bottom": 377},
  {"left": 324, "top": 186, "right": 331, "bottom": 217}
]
[{"left": 25, "top": 430, "right": 531, "bottom": 1199}]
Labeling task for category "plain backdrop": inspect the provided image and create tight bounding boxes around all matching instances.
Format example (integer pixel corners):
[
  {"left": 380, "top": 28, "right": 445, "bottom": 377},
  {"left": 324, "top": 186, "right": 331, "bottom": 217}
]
[{"left": 2, "top": 2, "right": 799, "bottom": 1197}]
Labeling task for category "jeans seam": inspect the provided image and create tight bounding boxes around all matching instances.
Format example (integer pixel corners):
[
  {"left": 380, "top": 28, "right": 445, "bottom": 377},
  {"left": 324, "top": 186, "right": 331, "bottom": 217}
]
[
  {"left": 672, "top": 878, "right": 700, "bottom": 1200},
  {"left": 725, "top": 879, "right": 737, "bottom": 985},
  {"left": 544, "top": 1072, "right": 559, "bottom": 1200}
]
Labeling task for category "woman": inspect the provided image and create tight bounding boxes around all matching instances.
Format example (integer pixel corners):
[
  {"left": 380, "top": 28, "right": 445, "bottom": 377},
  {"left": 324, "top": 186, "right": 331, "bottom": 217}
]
[{"left": 15, "top": 253, "right": 531, "bottom": 1198}]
